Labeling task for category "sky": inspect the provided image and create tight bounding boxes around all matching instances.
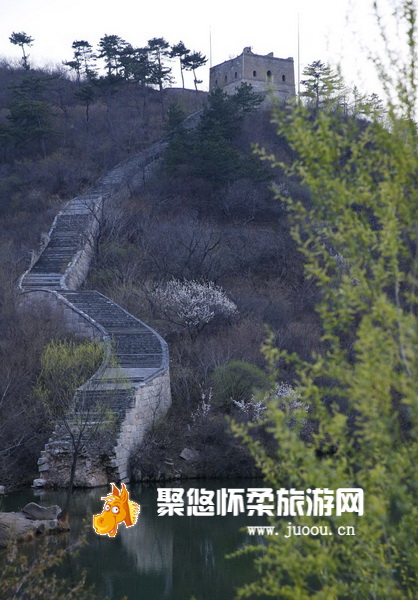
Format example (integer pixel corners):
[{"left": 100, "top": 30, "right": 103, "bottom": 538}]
[{"left": 0, "top": 0, "right": 402, "bottom": 96}]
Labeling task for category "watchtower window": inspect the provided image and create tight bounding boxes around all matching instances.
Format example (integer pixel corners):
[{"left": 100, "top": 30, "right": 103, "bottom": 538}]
[
  {"left": 253, "top": 70, "right": 257, "bottom": 77},
  {"left": 235, "top": 71, "right": 238, "bottom": 78},
  {"left": 282, "top": 74, "right": 286, "bottom": 82},
  {"left": 215, "top": 79, "right": 218, "bottom": 86},
  {"left": 267, "top": 70, "right": 272, "bottom": 82},
  {"left": 224, "top": 75, "right": 228, "bottom": 82}
]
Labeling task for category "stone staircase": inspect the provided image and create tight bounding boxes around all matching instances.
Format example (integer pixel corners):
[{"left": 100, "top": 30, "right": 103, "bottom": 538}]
[
  {"left": 19, "top": 140, "right": 172, "bottom": 487},
  {"left": 60, "top": 290, "right": 167, "bottom": 381},
  {"left": 45, "top": 388, "right": 136, "bottom": 453},
  {"left": 20, "top": 193, "right": 102, "bottom": 291}
]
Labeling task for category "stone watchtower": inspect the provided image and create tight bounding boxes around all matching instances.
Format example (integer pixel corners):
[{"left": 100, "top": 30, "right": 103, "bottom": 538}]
[{"left": 209, "top": 47, "right": 295, "bottom": 100}]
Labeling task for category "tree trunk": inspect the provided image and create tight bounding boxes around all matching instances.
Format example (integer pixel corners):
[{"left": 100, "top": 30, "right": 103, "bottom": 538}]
[{"left": 62, "top": 444, "right": 80, "bottom": 518}]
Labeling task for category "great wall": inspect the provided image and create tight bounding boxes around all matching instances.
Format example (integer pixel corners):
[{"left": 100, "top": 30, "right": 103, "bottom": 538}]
[
  {"left": 16, "top": 50, "right": 294, "bottom": 488},
  {"left": 18, "top": 138, "right": 173, "bottom": 488}
]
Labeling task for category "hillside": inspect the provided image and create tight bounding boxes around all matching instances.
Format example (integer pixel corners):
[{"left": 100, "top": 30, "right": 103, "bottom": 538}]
[
  {"left": 83, "top": 94, "right": 322, "bottom": 480},
  {"left": 1, "top": 4, "right": 416, "bottom": 597},
  {"left": 0, "top": 64, "right": 206, "bottom": 487},
  {"left": 0, "top": 57, "right": 326, "bottom": 488}
]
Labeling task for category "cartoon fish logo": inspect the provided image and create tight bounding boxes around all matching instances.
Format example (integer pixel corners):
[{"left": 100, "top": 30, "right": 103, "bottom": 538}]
[{"left": 93, "top": 483, "right": 140, "bottom": 537}]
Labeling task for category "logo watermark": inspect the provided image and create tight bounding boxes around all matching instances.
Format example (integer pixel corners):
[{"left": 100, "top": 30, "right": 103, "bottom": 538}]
[
  {"left": 92, "top": 483, "right": 140, "bottom": 538},
  {"left": 247, "top": 524, "right": 356, "bottom": 537},
  {"left": 156, "top": 487, "right": 364, "bottom": 517}
]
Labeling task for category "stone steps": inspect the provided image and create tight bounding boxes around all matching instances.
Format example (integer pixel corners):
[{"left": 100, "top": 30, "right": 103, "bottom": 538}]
[
  {"left": 21, "top": 204, "right": 97, "bottom": 286},
  {"left": 21, "top": 137, "right": 172, "bottom": 486},
  {"left": 60, "top": 290, "right": 165, "bottom": 373},
  {"left": 21, "top": 274, "right": 63, "bottom": 288},
  {"left": 73, "top": 388, "right": 136, "bottom": 410},
  {"left": 46, "top": 387, "right": 136, "bottom": 452}
]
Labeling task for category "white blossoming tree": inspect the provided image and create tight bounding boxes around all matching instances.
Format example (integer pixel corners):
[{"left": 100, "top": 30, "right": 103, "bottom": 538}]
[{"left": 153, "top": 279, "right": 237, "bottom": 339}]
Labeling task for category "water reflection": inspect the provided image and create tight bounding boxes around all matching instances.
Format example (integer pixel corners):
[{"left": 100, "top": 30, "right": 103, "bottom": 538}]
[{"left": 2, "top": 480, "right": 266, "bottom": 600}]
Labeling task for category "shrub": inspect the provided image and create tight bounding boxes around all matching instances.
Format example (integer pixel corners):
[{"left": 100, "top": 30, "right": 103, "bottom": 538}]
[{"left": 211, "top": 360, "right": 269, "bottom": 411}]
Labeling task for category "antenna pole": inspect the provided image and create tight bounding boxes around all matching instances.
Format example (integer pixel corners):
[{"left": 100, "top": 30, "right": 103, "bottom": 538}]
[
  {"left": 209, "top": 27, "right": 212, "bottom": 68},
  {"left": 297, "top": 13, "right": 301, "bottom": 100}
]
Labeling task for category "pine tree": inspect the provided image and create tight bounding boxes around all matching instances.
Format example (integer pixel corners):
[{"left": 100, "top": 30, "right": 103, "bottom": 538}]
[
  {"left": 301, "top": 60, "right": 345, "bottom": 111},
  {"left": 9, "top": 31, "right": 34, "bottom": 70},
  {"left": 64, "top": 40, "right": 97, "bottom": 82},
  {"left": 182, "top": 50, "right": 207, "bottom": 91},
  {"left": 97, "top": 34, "right": 126, "bottom": 78},
  {"left": 147, "top": 37, "right": 173, "bottom": 92},
  {"left": 164, "top": 102, "right": 192, "bottom": 171},
  {"left": 170, "top": 41, "right": 190, "bottom": 88},
  {"left": 6, "top": 76, "right": 53, "bottom": 157}
]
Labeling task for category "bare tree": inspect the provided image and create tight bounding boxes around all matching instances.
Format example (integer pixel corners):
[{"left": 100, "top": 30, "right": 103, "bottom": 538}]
[{"left": 35, "top": 339, "right": 118, "bottom": 514}]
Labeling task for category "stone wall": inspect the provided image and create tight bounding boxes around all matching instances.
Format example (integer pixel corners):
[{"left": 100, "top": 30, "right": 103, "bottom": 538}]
[
  {"left": 18, "top": 290, "right": 107, "bottom": 342},
  {"left": 112, "top": 370, "right": 172, "bottom": 482},
  {"left": 62, "top": 199, "right": 102, "bottom": 291},
  {"left": 210, "top": 47, "right": 295, "bottom": 100},
  {"left": 19, "top": 135, "right": 175, "bottom": 488},
  {"left": 37, "top": 368, "right": 172, "bottom": 487}
]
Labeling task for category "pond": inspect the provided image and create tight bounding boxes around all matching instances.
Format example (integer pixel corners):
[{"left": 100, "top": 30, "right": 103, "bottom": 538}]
[{"left": 1, "top": 479, "right": 267, "bottom": 600}]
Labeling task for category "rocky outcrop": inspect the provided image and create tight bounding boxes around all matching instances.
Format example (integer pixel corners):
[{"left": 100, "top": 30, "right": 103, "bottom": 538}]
[
  {"left": 0, "top": 503, "right": 69, "bottom": 548},
  {"left": 21, "top": 502, "right": 61, "bottom": 520}
]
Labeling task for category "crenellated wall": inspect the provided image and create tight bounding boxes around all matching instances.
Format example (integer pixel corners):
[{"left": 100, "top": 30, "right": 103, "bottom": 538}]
[{"left": 210, "top": 47, "right": 295, "bottom": 100}]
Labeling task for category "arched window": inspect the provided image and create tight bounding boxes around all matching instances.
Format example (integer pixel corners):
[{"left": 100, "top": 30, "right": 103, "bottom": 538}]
[
  {"left": 267, "top": 70, "right": 272, "bottom": 82},
  {"left": 224, "top": 75, "right": 228, "bottom": 82},
  {"left": 253, "top": 70, "right": 257, "bottom": 77},
  {"left": 282, "top": 74, "right": 286, "bottom": 82}
]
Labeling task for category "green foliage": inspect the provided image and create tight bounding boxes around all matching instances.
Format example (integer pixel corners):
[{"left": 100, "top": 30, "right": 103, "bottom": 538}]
[
  {"left": 241, "top": 152, "right": 272, "bottom": 183},
  {"left": 351, "top": 86, "right": 385, "bottom": 119},
  {"left": 97, "top": 34, "right": 126, "bottom": 78},
  {"left": 231, "top": 81, "right": 264, "bottom": 114},
  {"left": 192, "top": 129, "right": 242, "bottom": 183},
  {"left": 147, "top": 37, "right": 173, "bottom": 91},
  {"left": 198, "top": 87, "right": 241, "bottom": 140},
  {"left": 64, "top": 40, "right": 97, "bottom": 82},
  {"left": 164, "top": 84, "right": 263, "bottom": 185},
  {"left": 74, "top": 84, "right": 97, "bottom": 123},
  {"left": 35, "top": 339, "right": 103, "bottom": 417},
  {"left": 212, "top": 360, "right": 269, "bottom": 411},
  {"left": 9, "top": 31, "right": 34, "bottom": 71},
  {"left": 164, "top": 102, "right": 193, "bottom": 171},
  {"left": 181, "top": 50, "right": 207, "bottom": 91},
  {"left": 0, "top": 534, "right": 106, "bottom": 600},
  {"left": 1, "top": 75, "right": 56, "bottom": 158},
  {"left": 301, "top": 60, "right": 345, "bottom": 111},
  {"left": 118, "top": 45, "right": 149, "bottom": 84},
  {"left": 164, "top": 101, "right": 186, "bottom": 136},
  {"left": 232, "top": 2, "right": 418, "bottom": 598},
  {"left": 34, "top": 339, "right": 115, "bottom": 501},
  {"left": 170, "top": 41, "right": 190, "bottom": 88}
]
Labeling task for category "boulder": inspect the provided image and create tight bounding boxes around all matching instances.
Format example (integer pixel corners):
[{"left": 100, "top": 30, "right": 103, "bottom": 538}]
[
  {"left": 32, "top": 478, "right": 46, "bottom": 488},
  {"left": 179, "top": 448, "right": 200, "bottom": 462},
  {"left": 21, "top": 503, "right": 61, "bottom": 521},
  {"left": 0, "top": 508, "right": 69, "bottom": 548}
]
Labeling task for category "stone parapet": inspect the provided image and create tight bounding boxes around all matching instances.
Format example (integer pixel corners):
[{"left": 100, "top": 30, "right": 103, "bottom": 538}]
[
  {"left": 210, "top": 47, "right": 295, "bottom": 100},
  {"left": 18, "top": 136, "right": 174, "bottom": 488}
]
